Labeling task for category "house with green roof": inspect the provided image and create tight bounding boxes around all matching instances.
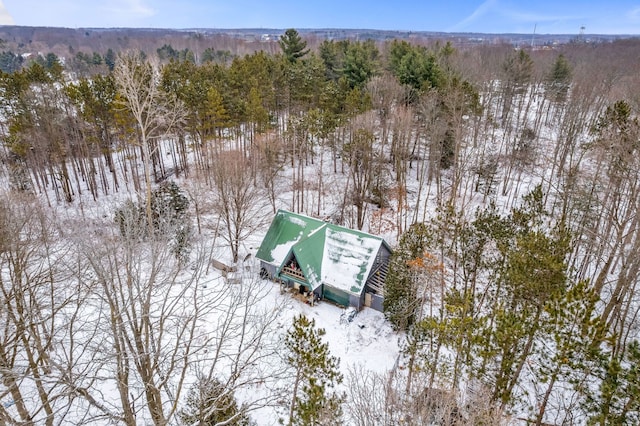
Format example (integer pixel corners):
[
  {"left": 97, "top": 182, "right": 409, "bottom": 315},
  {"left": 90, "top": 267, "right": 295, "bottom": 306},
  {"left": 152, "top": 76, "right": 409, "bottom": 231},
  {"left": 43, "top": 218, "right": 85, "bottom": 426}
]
[{"left": 256, "top": 210, "right": 391, "bottom": 311}]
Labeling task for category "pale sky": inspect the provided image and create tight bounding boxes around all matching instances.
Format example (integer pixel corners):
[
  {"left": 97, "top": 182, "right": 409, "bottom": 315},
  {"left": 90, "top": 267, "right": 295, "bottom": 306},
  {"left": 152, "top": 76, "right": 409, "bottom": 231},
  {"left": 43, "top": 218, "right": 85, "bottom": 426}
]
[{"left": 0, "top": 0, "right": 639, "bottom": 35}]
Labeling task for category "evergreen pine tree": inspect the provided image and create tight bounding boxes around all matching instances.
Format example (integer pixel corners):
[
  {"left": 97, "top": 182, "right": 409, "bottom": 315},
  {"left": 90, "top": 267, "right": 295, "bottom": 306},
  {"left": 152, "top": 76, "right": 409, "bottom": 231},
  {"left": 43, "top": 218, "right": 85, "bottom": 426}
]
[
  {"left": 383, "top": 222, "right": 431, "bottom": 331},
  {"left": 179, "top": 377, "right": 251, "bottom": 426},
  {"left": 584, "top": 340, "right": 640, "bottom": 425},
  {"left": 114, "top": 181, "right": 192, "bottom": 259},
  {"left": 546, "top": 54, "right": 572, "bottom": 102},
  {"left": 284, "top": 314, "right": 344, "bottom": 426},
  {"left": 475, "top": 187, "right": 571, "bottom": 408},
  {"left": 105, "top": 48, "right": 116, "bottom": 71},
  {"left": 279, "top": 29, "right": 309, "bottom": 63}
]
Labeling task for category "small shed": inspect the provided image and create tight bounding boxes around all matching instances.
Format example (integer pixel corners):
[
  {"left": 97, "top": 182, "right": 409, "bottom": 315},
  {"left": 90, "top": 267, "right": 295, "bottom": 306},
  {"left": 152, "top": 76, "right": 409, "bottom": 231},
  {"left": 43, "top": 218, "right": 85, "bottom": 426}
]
[{"left": 256, "top": 210, "right": 391, "bottom": 311}]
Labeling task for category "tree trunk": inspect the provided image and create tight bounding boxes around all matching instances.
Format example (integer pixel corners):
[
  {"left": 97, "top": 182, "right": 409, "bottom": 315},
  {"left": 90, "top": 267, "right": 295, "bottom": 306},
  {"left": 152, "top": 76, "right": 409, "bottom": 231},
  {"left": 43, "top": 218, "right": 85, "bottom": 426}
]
[{"left": 288, "top": 369, "right": 302, "bottom": 426}]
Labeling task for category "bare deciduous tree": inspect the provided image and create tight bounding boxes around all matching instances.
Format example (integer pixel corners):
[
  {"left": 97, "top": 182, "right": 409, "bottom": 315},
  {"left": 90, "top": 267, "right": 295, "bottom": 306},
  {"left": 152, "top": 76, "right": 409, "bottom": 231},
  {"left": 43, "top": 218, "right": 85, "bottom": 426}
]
[
  {"left": 346, "top": 366, "right": 505, "bottom": 426},
  {"left": 253, "top": 132, "right": 285, "bottom": 214},
  {"left": 77, "top": 213, "right": 283, "bottom": 425},
  {"left": 113, "top": 51, "right": 185, "bottom": 229},
  {"left": 79, "top": 227, "right": 205, "bottom": 425},
  {"left": 211, "top": 150, "right": 266, "bottom": 263},
  {"left": 0, "top": 194, "right": 91, "bottom": 425}
]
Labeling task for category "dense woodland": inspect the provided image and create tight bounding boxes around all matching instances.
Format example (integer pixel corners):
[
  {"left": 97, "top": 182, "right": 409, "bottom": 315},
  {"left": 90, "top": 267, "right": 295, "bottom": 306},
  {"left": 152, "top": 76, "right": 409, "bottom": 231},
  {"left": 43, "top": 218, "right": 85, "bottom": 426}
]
[{"left": 2, "top": 26, "right": 640, "bottom": 425}]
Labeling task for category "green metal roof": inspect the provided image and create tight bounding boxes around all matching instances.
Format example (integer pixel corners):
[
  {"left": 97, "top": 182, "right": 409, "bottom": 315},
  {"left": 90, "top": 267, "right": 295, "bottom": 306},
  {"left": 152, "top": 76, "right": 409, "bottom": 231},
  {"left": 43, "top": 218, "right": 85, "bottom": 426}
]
[
  {"left": 255, "top": 210, "right": 325, "bottom": 265},
  {"left": 292, "top": 225, "right": 326, "bottom": 289},
  {"left": 256, "top": 210, "right": 388, "bottom": 296}
]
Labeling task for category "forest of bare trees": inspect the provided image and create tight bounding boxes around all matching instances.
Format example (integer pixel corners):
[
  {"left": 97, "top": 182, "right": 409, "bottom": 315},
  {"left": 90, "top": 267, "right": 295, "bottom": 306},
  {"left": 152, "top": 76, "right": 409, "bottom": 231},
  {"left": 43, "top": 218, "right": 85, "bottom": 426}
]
[{"left": 2, "top": 27, "right": 640, "bottom": 424}]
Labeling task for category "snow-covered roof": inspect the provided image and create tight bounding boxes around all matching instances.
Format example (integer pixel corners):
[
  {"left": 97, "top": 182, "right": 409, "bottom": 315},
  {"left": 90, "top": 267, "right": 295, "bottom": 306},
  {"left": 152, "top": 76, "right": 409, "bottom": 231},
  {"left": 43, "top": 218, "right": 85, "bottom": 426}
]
[
  {"left": 321, "top": 227, "right": 381, "bottom": 295},
  {"left": 255, "top": 210, "right": 325, "bottom": 266},
  {"left": 256, "top": 210, "right": 389, "bottom": 296}
]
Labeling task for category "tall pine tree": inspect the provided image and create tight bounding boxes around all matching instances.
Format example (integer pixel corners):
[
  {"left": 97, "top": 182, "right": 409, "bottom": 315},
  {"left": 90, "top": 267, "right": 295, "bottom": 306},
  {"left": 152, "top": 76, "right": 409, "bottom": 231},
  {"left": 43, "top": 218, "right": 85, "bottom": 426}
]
[
  {"left": 279, "top": 29, "right": 309, "bottom": 63},
  {"left": 284, "top": 314, "right": 343, "bottom": 426},
  {"left": 383, "top": 222, "right": 431, "bottom": 331}
]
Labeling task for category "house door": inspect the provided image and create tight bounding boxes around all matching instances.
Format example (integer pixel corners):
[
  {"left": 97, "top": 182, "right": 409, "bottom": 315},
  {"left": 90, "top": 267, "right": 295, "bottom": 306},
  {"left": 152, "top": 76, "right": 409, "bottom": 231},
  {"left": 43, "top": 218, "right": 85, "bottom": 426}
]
[{"left": 364, "top": 292, "right": 372, "bottom": 308}]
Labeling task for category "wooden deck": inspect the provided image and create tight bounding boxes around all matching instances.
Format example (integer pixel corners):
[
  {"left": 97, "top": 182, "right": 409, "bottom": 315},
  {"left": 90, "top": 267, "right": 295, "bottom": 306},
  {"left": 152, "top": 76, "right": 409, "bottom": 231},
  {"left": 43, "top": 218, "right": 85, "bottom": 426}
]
[{"left": 281, "top": 266, "right": 307, "bottom": 282}]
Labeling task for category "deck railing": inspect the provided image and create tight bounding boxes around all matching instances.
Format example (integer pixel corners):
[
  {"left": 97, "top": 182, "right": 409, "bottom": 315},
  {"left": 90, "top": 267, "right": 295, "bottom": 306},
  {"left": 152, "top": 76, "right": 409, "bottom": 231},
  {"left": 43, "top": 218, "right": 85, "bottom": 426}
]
[{"left": 281, "top": 266, "right": 306, "bottom": 282}]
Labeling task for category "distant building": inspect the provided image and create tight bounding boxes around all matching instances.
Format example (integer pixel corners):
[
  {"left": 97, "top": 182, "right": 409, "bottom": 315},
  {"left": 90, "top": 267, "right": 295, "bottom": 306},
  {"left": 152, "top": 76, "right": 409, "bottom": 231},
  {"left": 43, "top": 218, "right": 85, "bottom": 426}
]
[
  {"left": 256, "top": 210, "right": 391, "bottom": 311},
  {"left": 261, "top": 33, "right": 280, "bottom": 42}
]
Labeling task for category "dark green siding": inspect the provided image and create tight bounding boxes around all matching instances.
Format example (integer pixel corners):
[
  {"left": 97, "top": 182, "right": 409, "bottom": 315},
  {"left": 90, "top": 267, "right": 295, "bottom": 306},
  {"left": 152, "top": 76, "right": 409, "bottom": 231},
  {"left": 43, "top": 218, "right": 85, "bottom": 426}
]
[{"left": 323, "top": 285, "right": 350, "bottom": 307}]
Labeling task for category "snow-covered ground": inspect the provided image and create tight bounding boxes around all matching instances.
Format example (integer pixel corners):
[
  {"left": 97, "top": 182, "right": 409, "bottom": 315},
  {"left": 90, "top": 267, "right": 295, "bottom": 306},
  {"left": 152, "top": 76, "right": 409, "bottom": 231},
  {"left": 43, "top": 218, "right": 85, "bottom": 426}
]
[{"left": 247, "top": 275, "right": 400, "bottom": 424}]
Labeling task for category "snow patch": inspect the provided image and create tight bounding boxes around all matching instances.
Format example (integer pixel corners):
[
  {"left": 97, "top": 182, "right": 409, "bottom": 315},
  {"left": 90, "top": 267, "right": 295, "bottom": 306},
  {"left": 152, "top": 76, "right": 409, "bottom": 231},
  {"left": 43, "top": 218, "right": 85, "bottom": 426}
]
[{"left": 269, "top": 232, "right": 301, "bottom": 264}]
